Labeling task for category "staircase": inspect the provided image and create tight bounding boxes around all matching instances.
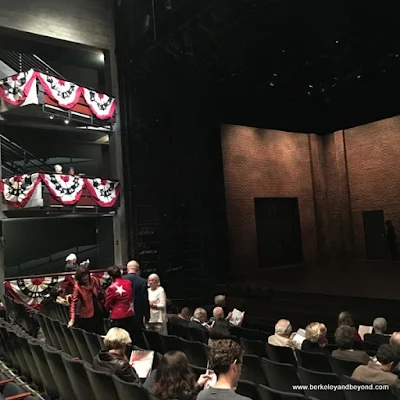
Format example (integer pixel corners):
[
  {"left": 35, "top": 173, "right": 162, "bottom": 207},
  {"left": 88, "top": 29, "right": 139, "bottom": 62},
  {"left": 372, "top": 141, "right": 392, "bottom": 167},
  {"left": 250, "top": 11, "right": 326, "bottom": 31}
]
[{"left": 0, "top": 134, "right": 53, "bottom": 177}]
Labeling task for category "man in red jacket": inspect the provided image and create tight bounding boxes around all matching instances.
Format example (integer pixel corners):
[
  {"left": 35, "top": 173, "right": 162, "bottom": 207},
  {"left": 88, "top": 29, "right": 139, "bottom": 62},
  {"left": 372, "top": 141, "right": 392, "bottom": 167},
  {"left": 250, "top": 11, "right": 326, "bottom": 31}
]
[{"left": 105, "top": 265, "right": 135, "bottom": 340}]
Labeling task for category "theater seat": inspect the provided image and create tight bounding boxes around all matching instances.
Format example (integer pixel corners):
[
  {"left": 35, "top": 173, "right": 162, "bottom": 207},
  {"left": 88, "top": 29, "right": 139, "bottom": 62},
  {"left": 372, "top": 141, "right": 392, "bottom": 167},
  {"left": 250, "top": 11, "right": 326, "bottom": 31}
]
[
  {"left": 241, "top": 354, "right": 267, "bottom": 385},
  {"left": 258, "top": 384, "right": 314, "bottom": 400},
  {"left": 83, "top": 331, "right": 102, "bottom": 359},
  {"left": 341, "top": 375, "right": 397, "bottom": 400},
  {"left": 3, "top": 382, "right": 31, "bottom": 398},
  {"left": 60, "top": 323, "right": 80, "bottom": 358},
  {"left": 261, "top": 357, "right": 300, "bottom": 393},
  {"left": 83, "top": 362, "right": 118, "bottom": 400},
  {"left": 329, "top": 356, "right": 362, "bottom": 378},
  {"left": 295, "top": 349, "right": 332, "bottom": 372},
  {"left": 236, "top": 380, "right": 262, "bottom": 400},
  {"left": 266, "top": 343, "right": 297, "bottom": 366},
  {"left": 241, "top": 337, "right": 268, "bottom": 358},
  {"left": 112, "top": 374, "right": 151, "bottom": 400},
  {"left": 70, "top": 327, "right": 92, "bottom": 362}
]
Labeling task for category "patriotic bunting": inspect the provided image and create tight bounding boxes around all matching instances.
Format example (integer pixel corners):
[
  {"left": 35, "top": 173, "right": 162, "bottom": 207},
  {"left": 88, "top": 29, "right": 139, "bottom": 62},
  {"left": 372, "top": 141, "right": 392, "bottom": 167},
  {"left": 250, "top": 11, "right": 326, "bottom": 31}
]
[
  {"left": 0, "top": 69, "right": 116, "bottom": 120},
  {"left": 84, "top": 178, "right": 120, "bottom": 207},
  {"left": 2, "top": 173, "right": 41, "bottom": 208},
  {"left": 40, "top": 173, "right": 85, "bottom": 205},
  {"left": 82, "top": 88, "right": 117, "bottom": 120},
  {"left": 1, "top": 174, "right": 120, "bottom": 208}
]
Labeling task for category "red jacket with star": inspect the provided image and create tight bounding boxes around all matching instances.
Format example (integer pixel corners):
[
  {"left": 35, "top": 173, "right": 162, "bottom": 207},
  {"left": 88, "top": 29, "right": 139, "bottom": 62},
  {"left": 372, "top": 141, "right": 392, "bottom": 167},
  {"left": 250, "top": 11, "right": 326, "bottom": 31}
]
[{"left": 105, "top": 277, "right": 134, "bottom": 320}]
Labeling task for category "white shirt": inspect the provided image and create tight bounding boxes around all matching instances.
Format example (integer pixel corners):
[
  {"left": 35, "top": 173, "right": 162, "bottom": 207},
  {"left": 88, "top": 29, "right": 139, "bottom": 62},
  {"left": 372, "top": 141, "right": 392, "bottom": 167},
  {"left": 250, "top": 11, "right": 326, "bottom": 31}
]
[{"left": 148, "top": 286, "right": 167, "bottom": 324}]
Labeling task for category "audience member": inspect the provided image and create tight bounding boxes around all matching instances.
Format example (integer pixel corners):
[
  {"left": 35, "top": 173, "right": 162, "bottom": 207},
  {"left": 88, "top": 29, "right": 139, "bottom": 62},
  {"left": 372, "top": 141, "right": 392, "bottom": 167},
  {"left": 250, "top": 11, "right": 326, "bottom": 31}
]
[
  {"left": 390, "top": 332, "right": 400, "bottom": 352},
  {"left": 197, "top": 339, "right": 251, "bottom": 400},
  {"left": 209, "top": 319, "right": 234, "bottom": 346},
  {"left": 168, "top": 307, "right": 192, "bottom": 326},
  {"left": 68, "top": 167, "right": 75, "bottom": 176},
  {"left": 338, "top": 311, "right": 362, "bottom": 341},
  {"left": 189, "top": 308, "right": 209, "bottom": 331},
  {"left": 301, "top": 322, "right": 329, "bottom": 355},
  {"left": 364, "top": 317, "right": 390, "bottom": 346},
  {"left": 93, "top": 327, "right": 139, "bottom": 383},
  {"left": 123, "top": 261, "right": 150, "bottom": 335},
  {"left": 209, "top": 307, "right": 225, "bottom": 326},
  {"left": 352, "top": 344, "right": 400, "bottom": 388},
  {"left": 65, "top": 253, "right": 78, "bottom": 272},
  {"left": 145, "top": 351, "right": 210, "bottom": 400},
  {"left": 68, "top": 265, "right": 104, "bottom": 334},
  {"left": 332, "top": 325, "right": 370, "bottom": 364},
  {"left": 268, "top": 319, "right": 297, "bottom": 350},
  {"left": 54, "top": 164, "right": 62, "bottom": 173},
  {"left": 105, "top": 266, "right": 135, "bottom": 340},
  {"left": 206, "top": 295, "right": 228, "bottom": 319},
  {"left": 147, "top": 273, "right": 167, "bottom": 334}
]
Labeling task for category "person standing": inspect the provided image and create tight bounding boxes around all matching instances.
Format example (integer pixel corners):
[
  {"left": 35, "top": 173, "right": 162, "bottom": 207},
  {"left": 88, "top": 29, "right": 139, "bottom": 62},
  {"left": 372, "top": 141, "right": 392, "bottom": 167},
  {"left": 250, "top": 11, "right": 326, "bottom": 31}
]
[
  {"left": 147, "top": 273, "right": 167, "bottom": 335},
  {"left": 68, "top": 266, "right": 105, "bottom": 334},
  {"left": 65, "top": 253, "right": 78, "bottom": 272},
  {"left": 105, "top": 266, "right": 135, "bottom": 340},
  {"left": 123, "top": 260, "right": 149, "bottom": 347}
]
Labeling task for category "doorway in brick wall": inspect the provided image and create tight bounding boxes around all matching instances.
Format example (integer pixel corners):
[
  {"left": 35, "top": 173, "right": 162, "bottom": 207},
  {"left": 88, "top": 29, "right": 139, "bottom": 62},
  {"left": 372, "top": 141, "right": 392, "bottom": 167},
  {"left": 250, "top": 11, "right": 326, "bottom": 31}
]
[
  {"left": 363, "top": 210, "right": 388, "bottom": 260},
  {"left": 254, "top": 197, "right": 303, "bottom": 268}
]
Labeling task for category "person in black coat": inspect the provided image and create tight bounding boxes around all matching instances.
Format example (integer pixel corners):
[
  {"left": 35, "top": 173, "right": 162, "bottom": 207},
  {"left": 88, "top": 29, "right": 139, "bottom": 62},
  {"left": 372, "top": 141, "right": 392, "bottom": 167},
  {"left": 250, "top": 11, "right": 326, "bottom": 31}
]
[{"left": 123, "top": 260, "right": 149, "bottom": 347}]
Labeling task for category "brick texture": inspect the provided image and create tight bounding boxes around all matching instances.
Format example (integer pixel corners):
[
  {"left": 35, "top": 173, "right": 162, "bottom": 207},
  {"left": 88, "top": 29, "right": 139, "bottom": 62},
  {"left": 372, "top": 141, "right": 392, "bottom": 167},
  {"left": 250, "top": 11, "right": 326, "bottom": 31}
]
[
  {"left": 222, "top": 117, "right": 400, "bottom": 276},
  {"left": 0, "top": 0, "right": 113, "bottom": 49}
]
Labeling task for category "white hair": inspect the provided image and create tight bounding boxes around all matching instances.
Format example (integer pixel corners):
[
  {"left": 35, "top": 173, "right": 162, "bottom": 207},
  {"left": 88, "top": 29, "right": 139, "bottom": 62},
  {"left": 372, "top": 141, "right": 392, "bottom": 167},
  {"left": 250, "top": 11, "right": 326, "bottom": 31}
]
[
  {"left": 148, "top": 273, "right": 160, "bottom": 284},
  {"left": 54, "top": 164, "right": 62, "bottom": 173},
  {"left": 214, "top": 295, "right": 226, "bottom": 306},
  {"left": 275, "top": 319, "right": 292, "bottom": 336},
  {"left": 65, "top": 253, "right": 77, "bottom": 262},
  {"left": 193, "top": 307, "right": 207, "bottom": 320},
  {"left": 104, "top": 327, "right": 131, "bottom": 349},
  {"left": 373, "top": 317, "right": 387, "bottom": 334}
]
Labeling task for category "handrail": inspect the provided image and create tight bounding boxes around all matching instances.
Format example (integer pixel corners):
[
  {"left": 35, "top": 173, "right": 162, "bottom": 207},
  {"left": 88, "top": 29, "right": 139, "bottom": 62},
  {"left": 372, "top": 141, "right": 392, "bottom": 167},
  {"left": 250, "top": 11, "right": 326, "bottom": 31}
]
[{"left": 5, "top": 268, "right": 109, "bottom": 281}]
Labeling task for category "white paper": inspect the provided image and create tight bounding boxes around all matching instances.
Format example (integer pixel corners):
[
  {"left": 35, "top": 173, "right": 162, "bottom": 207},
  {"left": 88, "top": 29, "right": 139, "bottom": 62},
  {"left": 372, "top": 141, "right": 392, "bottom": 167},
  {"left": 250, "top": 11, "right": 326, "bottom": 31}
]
[
  {"left": 292, "top": 328, "right": 306, "bottom": 346},
  {"left": 130, "top": 350, "right": 154, "bottom": 378},
  {"left": 229, "top": 308, "right": 245, "bottom": 326},
  {"left": 205, "top": 371, "right": 217, "bottom": 389},
  {"left": 358, "top": 325, "right": 373, "bottom": 340}
]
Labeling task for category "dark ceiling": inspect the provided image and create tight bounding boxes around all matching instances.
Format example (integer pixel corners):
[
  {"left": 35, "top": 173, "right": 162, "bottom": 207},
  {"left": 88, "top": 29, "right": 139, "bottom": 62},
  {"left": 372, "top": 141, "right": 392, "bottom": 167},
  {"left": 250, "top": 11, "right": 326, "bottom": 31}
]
[{"left": 124, "top": 0, "right": 400, "bottom": 134}]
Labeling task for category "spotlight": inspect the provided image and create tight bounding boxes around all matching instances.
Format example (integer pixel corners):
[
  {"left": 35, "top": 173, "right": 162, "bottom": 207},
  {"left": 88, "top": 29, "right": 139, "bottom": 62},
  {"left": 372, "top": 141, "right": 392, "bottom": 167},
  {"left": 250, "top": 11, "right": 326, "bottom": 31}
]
[
  {"left": 49, "top": 114, "right": 54, "bottom": 120},
  {"left": 98, "top": 53, "right": 105, "bottom": 63},
  {"left": 165, "top": 0, "right": 172, "bottom": 10},
  {"left": 357, "top": 75, "right": 362, "bottom": 79},
  {"left": 269, "top": 82, "right": 275, "bottom": 87},
  {"left": 64, "top": 119, "right": 70, "bottom": 125}
]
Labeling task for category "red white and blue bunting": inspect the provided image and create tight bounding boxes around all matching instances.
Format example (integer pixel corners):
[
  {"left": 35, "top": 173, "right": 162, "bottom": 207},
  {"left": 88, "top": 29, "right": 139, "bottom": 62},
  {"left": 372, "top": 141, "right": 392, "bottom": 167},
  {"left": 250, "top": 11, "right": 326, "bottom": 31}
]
[
  {"left": 84, "top": 178, "right": 120, "bottom": 207},
  {"left": 40, "top": 173, "right": 85, "bottom": 205},
  {"left": 0, "top": 174, "right": 120, "bottom": 208},
  {"left": 2, "top": 173, "right": 41, "bottom": 208},
  {"left": 0, "top": 69, "right": 116, "bottom": 120}
]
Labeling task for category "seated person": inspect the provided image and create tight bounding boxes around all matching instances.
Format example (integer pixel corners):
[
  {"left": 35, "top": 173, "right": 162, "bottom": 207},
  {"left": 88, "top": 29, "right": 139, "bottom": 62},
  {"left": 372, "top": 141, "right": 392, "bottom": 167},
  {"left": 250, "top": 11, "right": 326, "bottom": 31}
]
[
  {"left": 268, "top": 319, "right": 298, "bottom": 350},
  {"left": 197, "top": 339, "right": 251, "bottom": 400},
  {"left": 93, "top": 327, "right": 139, "bottom": 383},
  {"left": 338, "top": 311, "right": 362, "bottom": 341},
  {"left": 168, "top": 307, "right": 192, "bottom": 326},
  {"left": 189, "top": 308, "right": 209, "bottom": 331},
  {"left": 144, "top": 351, "right": 210, "bottom": 400},
  {"left": 301, "top": 322, "right": 329, "bottom": 355},
  {"left": 209, "top": 319, "right": 237, "bottom": 347},
  {"left": 332, "top": 325, "right": 370, "bottom": 364},
  {"left": 209, "top": 307, "right": 225, "bottom": 326},
  {"left": 65, "top": 253, "right": 78, "bottom": 272},
  {"left": 364, "top": 317, "right": 390, "bottom": 346},
  {"left": 352, "top": 344, "right": 400, "bottom": 388}
]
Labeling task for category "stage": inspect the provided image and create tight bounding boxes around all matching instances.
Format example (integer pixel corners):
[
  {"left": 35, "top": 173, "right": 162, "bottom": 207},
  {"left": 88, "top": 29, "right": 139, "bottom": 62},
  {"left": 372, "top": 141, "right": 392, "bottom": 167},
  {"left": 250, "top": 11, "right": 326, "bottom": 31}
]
[{"left": 221, "top": 261, "right": 400, "bottom": 333}]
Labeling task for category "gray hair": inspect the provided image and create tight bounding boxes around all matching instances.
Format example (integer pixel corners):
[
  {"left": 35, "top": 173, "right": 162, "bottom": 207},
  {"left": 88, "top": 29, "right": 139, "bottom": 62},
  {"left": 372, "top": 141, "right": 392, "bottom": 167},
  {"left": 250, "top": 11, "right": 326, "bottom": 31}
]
[
  {"left": 373, "top": 317, "right": 388, "bottom": 334},
  {"left": 214, "top": 295, "right": 226, "bottom": 306},
  {"left": 275, "top": 319, "right": 292, "bottom": 336},
  {"left": 193, "top": 307, "right": 207, "bottom": 321}
]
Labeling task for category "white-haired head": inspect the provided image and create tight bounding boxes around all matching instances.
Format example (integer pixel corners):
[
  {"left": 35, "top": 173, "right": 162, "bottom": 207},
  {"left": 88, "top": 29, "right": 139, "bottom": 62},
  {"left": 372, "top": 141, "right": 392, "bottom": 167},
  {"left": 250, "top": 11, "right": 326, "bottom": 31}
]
[
  {"left": 104, "top": 327, "right": 131, "bottom": 350},
  {"left": 373, "top": 317, "right": 388, "bottom": 334},
  {"left": 54, "top": 164, "right": 62, "bottom": 173},
  {"left": 275, "top": 319, "right": 292, "bottom": 337},
  {"left": 213, "top": 306, "right": 225, "bottom": 320},
  {"left": 193, "top": 307, "right": 208, "bottom": 323},
  {"left": 65, "top": 253, "right": 77, "bottom": 263},
  {"left": 148, "top": 273, "right": 160, "bottom": 290},
  {"left": 214, "top": 295, "right": 226, "bottom": 307}
]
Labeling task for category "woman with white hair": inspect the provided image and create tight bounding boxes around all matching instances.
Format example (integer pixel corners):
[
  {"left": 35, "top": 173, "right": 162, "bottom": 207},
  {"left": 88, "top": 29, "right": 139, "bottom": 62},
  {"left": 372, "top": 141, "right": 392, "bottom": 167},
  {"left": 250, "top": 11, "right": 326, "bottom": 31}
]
[
  {"left": 65, "top": 253, "right": 78, "bottom": 272},
  {"left": 93, "top": 327, "right": 139, "bottom": 383},
  {"left": 147, "top": 273, "right": 167, "bottom": 334}
]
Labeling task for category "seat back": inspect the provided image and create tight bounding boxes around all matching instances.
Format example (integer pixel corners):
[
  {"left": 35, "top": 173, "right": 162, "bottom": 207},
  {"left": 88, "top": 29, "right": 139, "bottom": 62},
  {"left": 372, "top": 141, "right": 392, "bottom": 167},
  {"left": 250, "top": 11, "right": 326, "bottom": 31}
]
[
  {"left": 241, "top": 337, "right": 268, "bottom": 358},
  {"left": 298, "top": 367, "right": 344, "bottom": 400},
  {"left": 112, "top": 374, "right": 151, "bottom": 400},
  {"left": 60, "top": 323, "right": 80, "bottom": 358},
  {"left": 296, "top": 349, "right": 332, "bottom": 372},
  {"left": 42, "top": 345, "right": 77, "bottom": 400},
  {"left": 261, "top": 357, "right": 300, "bottom": 393},
  {"left": 189, "top": 364, "right": 206, "bottom": 380},
  {"left": 237, "top": 380, "right": 262, "bottom": 400},
  {"left": 169, "top": 322, "right": 190, "bottom": 339},
  {"left": 341, "top": 375, "right": 397, "bottom": 400},
  {"left": 70, "top": 327, "right": 92, "bottom": 362},
  {"left": 189, "top": 326, "right": 209, "bottom": 344},
  {"left": 241, "top": 354, "right": 267, "bottom": 385},
  {"left": 329, "top": 356, "right": 362, "bottom": 378},
  {"left": 258, "top": 384, "right": 311, "bottom": 400},
  {"left": 61, "top": 353, "right": 95, "bottom": 400},
  {"left": 179, "top": 338, "right": 209, "bottom": 367},
  {"left": 27, "top": 339, "right": 59, "bottom": 399},
  {"left": 231, "top": 326, "right": 269, "bottom": 342},
  {"left": 3, "top": 382, "right": 29, "bottom": 397},
  {"left": 43, "top": 316, "right": 61, "bottom": 349},
  {"left": 267, "top": 343, "right": 297, "bottom": 365},
  {"left": 51, "top": 319, "right": 70, "bottom": 354},
  {"left": 84, "top": 363, "right": 118, "bottom": 400},
  {"left": 159, "top": 334, "right": 181, "bottom": 354},
  {"left": 142, "top": 329, "right": 163, "bottom": 353},
  {"left": 83, "top": 330, "right": 102, "bottom": 359}
]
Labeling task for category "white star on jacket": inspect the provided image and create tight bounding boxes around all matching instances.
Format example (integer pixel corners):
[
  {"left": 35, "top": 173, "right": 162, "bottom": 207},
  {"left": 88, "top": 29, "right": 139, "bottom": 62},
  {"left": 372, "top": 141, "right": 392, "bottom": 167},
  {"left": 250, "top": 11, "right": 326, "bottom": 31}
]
[
  {"left": 128, "top": 302, "right": 134, "bottom": 312},
  {"left": 115, "top": 285, "right": 126, "bottom": 296}
]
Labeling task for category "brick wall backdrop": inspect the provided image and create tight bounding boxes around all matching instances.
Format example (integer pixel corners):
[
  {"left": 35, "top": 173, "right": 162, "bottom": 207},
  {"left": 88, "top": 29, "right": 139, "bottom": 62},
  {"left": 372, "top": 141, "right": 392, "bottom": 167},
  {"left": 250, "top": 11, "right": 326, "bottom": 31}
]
[
  {"left": 0, "top": 0, "right": 113, "bottom": 49},
  {"left": 221, "top": 124, "right": 319, "bottom": 278},
  {"left": 222, "top": 117, "right": 400, "bottom": 276}
]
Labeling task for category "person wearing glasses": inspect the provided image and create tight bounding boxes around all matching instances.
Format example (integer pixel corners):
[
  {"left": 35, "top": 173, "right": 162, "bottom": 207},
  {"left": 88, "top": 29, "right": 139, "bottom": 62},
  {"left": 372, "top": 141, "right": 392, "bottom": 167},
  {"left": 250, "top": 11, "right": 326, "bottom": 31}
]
[{"left": 197, "top": 339, "right": 251, "bottom": 400}]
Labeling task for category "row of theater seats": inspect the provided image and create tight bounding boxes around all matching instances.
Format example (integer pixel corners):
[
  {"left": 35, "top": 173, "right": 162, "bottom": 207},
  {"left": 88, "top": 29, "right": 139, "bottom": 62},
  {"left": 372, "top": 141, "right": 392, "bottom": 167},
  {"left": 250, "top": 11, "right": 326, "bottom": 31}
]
[{"left": 0, "top": 372, "right": 39, "bottom": 400}]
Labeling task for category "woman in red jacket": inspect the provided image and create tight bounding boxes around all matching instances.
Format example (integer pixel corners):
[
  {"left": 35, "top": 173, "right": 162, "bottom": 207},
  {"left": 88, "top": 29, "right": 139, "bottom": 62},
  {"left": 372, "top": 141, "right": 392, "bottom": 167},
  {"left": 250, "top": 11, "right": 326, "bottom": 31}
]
[
  {"left": 68, "top": 265, "right": 105, "bottom": 334},
  {"left": 105, "top": 265, "right": 135, "bottom": 340}
]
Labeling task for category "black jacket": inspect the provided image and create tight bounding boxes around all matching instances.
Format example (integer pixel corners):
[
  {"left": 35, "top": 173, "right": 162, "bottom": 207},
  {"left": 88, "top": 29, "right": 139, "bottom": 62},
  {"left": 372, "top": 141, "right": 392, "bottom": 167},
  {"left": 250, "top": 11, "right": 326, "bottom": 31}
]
[
  {"left": 123, "top": 273, "right": 150, "bottom": 320},
  {"left": 93, "top": 351, "right": 140, "bottom": 383}
]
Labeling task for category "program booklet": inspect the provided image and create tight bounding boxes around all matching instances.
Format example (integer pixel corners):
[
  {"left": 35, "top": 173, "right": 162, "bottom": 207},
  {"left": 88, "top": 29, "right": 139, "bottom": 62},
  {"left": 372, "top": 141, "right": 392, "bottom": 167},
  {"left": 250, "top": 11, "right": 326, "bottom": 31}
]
[
  {"left": 292, "top": 328, "right": 306, "bottom": 347},
  {"left": 229, "top": 308, "right": 245, "bottom": 326},
  {"left": 129, "top": 350, "right": 154, "bottom": 378},
  {"left": 358, "top": 325, "right": 373, "bottom": 340}
]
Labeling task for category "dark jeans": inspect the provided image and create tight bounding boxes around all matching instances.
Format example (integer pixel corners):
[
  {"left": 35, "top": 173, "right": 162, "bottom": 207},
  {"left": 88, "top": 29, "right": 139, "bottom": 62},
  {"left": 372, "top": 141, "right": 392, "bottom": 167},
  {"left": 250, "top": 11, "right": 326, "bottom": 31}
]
[
  {"left": 77, "top": 315, "right": 103, "bottom": 334},
  {"left": 111, "top": 316, "right": 135, "bottom": 340}
]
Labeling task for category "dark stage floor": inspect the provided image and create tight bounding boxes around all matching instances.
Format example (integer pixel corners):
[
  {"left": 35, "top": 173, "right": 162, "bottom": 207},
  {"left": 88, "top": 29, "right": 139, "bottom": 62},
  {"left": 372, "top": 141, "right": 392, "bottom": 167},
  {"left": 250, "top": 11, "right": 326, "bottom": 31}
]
[{"left": 246, "top": 260, "right": 400, "bottom": 301}]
